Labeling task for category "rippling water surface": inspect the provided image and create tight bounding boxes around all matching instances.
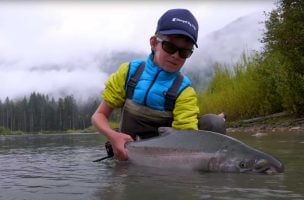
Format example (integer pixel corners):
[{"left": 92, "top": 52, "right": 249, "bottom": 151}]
[{"left": 0, "top": 132, "right": 303, "bottom": 200}]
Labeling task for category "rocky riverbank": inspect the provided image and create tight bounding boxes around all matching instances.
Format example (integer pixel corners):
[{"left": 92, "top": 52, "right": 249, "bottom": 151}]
[{"left": 226, "top": 112, "right": 304, "bottom": 134}]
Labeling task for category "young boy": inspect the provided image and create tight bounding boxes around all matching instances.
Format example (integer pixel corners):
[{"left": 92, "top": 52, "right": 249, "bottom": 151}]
[{"left": 92, "top": 9, "right": 224, "bottom": 161}]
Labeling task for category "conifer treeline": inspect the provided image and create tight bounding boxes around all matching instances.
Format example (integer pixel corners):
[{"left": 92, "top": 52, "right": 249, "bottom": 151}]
[{"left": 0, "top": 92, "right": 100, "bottom": 132}]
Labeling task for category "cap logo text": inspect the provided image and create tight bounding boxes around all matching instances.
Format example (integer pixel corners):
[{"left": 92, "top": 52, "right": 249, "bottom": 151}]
[{"left": 172, "top": 18, "right": 196, "bottom": 31}]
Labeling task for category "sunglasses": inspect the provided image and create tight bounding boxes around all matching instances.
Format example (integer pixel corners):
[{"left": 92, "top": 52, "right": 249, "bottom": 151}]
[{"left": 156, "top": 37, "right": 193, "bottom": 59}]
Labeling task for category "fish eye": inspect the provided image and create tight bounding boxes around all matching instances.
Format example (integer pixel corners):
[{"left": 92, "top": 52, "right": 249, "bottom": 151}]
[
  {"left": 239, "top": 161, "right": 247, "bottom": 168},
  {"left": 239, "top": 160, "right": 255, "bottom": 169}
]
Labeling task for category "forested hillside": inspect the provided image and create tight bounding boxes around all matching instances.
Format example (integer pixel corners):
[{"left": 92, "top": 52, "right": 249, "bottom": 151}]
[{"left": 0, "top": 93, "right": 99, "bottom": 133}]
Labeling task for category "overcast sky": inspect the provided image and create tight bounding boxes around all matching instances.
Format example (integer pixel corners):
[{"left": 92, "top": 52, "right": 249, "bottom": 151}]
[{"left": 0, "top": 1, "right": 276, "bottom": 101}]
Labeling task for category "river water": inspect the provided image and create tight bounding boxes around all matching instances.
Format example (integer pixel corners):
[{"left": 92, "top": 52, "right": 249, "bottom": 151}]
[{"left": 0, "top": 131, "right": 303, "bottom": 200}]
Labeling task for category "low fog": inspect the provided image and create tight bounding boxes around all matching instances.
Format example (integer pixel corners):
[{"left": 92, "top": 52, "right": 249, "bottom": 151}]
[{"left": 0, "top": 1, "right": 275, "bottom": 101}]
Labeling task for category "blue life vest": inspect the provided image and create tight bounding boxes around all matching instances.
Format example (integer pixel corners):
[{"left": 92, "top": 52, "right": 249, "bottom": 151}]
[{"left": 125, "top": 55, "right": 192, "bottom": 111}]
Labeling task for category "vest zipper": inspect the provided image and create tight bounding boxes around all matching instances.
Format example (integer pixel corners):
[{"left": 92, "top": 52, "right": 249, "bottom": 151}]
[{"left": 144, "top": 70, "right": 161, "bottom": 106}]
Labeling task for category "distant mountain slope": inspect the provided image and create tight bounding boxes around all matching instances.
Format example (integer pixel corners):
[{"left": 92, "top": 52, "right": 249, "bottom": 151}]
[{"left": 185, "top": 11, "right": 267, "bottom": 90}]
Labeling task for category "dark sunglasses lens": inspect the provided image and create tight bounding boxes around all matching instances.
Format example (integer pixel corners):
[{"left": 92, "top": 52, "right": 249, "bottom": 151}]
[
  {"left": 162, "top": 41, "right": 192, "bottom": 59},
  {"left": 162, "top": 41, "right": 178, "bottom": 54},
  {"left": 179, "top": 49, "right": 193, "bottom": 59}
]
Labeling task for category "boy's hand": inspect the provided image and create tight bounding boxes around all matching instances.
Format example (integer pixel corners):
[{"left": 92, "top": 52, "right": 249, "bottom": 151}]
[{"left": 110, "top": 132, "right": 134, "bottom": 161}]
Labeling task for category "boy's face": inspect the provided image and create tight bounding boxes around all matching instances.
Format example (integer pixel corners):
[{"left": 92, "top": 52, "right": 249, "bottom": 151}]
[{"left": 151, "top": 35, "right": 194, "bottom": 72}]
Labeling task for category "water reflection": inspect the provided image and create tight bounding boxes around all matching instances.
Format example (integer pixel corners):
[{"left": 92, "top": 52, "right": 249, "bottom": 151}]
[
  {"left": 95, "top": 161, "right": 296, "bottom": 200},
  {"left": 0, "top": 132, "right": 303, "bottom": 200}
]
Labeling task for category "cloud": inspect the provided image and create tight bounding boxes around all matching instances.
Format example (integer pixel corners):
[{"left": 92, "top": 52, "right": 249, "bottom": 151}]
[
  {"left": 191, "top": 12, "right": 267, "bottom": 67},
  {"left": 1, "top": 67, "right": 107, "bottom": 101},
  {"left": 0, "top": 1, "right": 276, "bottom": 100}
]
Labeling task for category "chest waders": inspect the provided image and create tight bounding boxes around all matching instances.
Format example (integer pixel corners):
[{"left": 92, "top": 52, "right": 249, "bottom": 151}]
[{"left": 120, "top": 62, "right": 184, "bottom": 140}]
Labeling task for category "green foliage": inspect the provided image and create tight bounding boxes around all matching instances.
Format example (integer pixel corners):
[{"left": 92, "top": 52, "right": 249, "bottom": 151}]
[
  {"left": 199, "top": 54, "right": 282, "bottom": 121},
  {"left": 199, "top": 0, "right": 304, "bottom": 120},
  {"left": 0, "top": 126, "right": 11, "bottom": 134},
  {"left": 82, "top": 125, "right": 97, "bottom": 133},
  {"left": 65, "top": 129, "right": 78, "bottom": 134},
  {"left": 109, "top": 121, "right": 119, "bottom": 130},
  {"left": 262, "top": 0, "right": 304, "bottom": 115}
]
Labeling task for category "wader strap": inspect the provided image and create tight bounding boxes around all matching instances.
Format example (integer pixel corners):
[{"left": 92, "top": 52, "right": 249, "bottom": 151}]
[
  {"left": 126, "top": 62, "right": 145, "bottom": 99},
  {"left": 164, "top": 73, "right": 184, "bottom": 111}
]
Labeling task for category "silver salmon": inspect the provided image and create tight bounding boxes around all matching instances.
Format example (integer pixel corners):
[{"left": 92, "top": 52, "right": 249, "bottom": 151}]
[{"left": 126, "top": 127, "right": 284, "bottom": 174}]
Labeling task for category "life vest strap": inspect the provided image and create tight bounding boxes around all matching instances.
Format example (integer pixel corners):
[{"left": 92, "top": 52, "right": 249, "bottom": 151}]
[
  {"left": 126, "top": 62, "right": 145, "bottom": 99},
  {"left": 126, "top": 61, "right": 184, "bottom": 111}
]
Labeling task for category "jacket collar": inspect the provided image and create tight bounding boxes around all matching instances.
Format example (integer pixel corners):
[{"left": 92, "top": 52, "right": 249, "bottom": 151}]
[{"left": 146, "top": 53, "right": 180, "bottom": 76}]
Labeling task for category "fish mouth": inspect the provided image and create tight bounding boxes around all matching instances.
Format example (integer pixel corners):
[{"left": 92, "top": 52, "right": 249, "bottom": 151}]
[{"left": 254, "top": 159, "right": 284, "bottom": 174}]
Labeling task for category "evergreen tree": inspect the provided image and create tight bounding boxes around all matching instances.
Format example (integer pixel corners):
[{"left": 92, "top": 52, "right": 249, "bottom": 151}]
[
  {"left": 0, "top": 100, "right": 3, "bottom": 128},
  {"left": 0, "top": 92, "right": 100, "bottom": 133},
  {"left": 262, "top": 0, "right": 304, "bottom": 115}
]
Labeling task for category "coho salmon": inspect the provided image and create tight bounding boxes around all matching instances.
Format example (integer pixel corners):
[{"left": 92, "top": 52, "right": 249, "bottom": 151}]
[{"left": 126, "top": 127, "right": 284, "bottom": 174}]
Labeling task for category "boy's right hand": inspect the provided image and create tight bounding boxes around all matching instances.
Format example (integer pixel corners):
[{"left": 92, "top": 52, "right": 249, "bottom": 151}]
[{"left": 110, "top": 132, "right": 134, "bottom": 161}]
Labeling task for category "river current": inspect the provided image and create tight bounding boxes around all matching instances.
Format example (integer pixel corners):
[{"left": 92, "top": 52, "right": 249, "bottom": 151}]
[{"left": 0, "top": 132, "right": 303, "bottom": 200}]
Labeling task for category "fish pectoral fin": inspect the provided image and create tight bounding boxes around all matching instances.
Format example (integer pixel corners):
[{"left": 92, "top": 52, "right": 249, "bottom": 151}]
[{"left": 254, "top": 159, "right": 271, "bottom": 173}]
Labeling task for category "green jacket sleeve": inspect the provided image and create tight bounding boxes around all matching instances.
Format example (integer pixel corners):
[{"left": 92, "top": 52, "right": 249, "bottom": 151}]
[
  {"left": 172, "top": 86, "right": 199, "bottom": 130},
  {"left": 102, "top": 62, "right": 129, "bottom": 108}
]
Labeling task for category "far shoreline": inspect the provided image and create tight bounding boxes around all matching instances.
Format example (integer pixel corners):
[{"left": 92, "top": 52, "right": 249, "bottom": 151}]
[
  {"left": 2, "top": 113, "right": 304, "bottom": 135},
  {"left": 226, "top": 112, "right": 304, "bottom": 134}
]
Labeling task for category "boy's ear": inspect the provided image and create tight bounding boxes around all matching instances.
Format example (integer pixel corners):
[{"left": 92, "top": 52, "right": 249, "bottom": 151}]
[{"left": 150, "top": 36, "right": 157, "bottom": 51}]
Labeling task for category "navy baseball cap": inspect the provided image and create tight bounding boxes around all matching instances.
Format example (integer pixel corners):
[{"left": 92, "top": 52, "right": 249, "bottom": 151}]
[{"left": 156, "top": 9, "right": 199, "bottom": 47}]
